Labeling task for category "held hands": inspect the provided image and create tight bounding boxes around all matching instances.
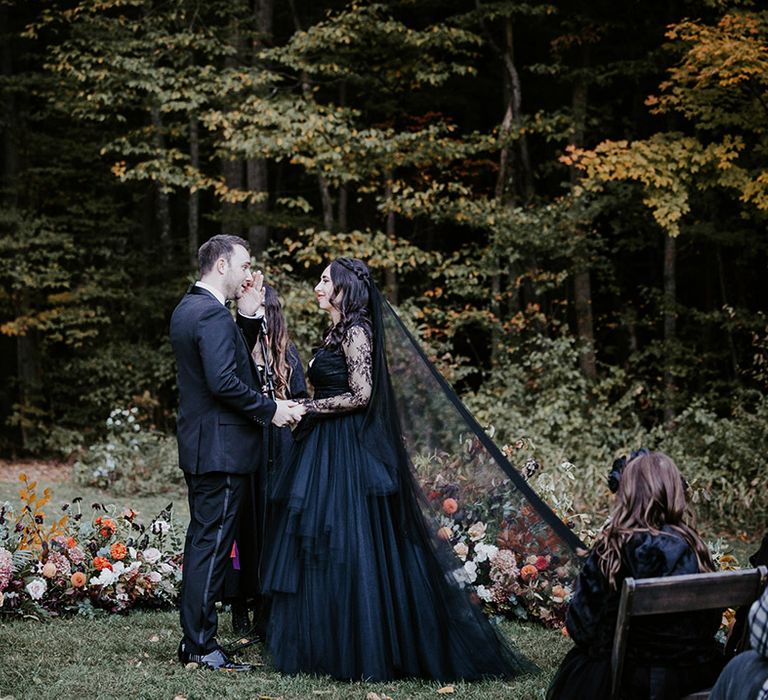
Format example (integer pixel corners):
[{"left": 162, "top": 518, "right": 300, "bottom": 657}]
[
  {"left": 272, "top": 399, "right": 307, "bottom": 428},
  {"left": 236, "top": 270, "right": 265, "bottom": 317}
]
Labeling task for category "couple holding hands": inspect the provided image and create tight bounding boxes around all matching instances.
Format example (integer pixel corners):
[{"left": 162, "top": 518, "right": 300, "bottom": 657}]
[{"left": 169, "top": 234, "right": 526, "bottom": 681}]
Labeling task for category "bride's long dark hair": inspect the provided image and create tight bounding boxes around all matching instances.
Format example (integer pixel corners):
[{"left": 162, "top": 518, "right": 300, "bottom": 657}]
[{"left": 322, "top": 257, "right": 372, "bottom": 350}]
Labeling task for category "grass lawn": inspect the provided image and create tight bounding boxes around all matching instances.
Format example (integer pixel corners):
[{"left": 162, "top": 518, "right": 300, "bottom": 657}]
[
  {"left": 0, "top": 462, "right": 571, "bottom": 699},
  {"left": 0, "top": 461, "right": 761, "bottom": 700},
  {"left": 0, "top": 612, "right": 570, "bottom": 700}
]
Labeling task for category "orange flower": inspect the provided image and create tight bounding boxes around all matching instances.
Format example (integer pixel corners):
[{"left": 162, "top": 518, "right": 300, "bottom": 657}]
[
  {"left": 66, "top": 537, "right": 76, "bottom": 549},
  {"left": 520, "top": 564, "right": 538, "bottom": 582},
  {"left": 110, "top": 543, "right": 127, "bottom": 560},
  {"left": 442, "top": 498, "right": 458, "bottom": 515},
  {"left": 71, "top": 572, "right": 86, "bottom": 588},
  {"left": 98, "top": 518, "right": 117, "bottom": 538},
  {"left": 93, "top": 556, "right": 113, "bottom": 571}
]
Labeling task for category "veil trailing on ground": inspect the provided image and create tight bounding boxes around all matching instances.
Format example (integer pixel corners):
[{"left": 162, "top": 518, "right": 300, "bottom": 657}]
[{"left": 360, "top": 285, "right": 585, "bottom": 629}]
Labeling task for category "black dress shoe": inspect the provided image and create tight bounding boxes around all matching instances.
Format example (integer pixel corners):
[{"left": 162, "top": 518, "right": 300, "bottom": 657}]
[
  {"left": 231, "top": 601, "right": 252, "bottom": 636},
  {"left": 180, "top": 646, "right": 253, "bottom": 672}
]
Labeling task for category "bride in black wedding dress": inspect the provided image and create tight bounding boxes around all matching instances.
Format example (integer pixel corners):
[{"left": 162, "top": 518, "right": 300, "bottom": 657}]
[{"left": 260, "top": 257, "right": 534, "bottom": 681}]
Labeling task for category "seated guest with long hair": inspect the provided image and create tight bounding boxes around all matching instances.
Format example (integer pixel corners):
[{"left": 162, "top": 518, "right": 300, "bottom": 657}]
[{"left": 547, "top": 451, "right": 724, "bottom": 700}]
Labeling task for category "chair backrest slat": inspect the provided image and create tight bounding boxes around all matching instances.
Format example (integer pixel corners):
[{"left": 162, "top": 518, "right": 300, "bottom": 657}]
[
  {"left": 628, "top": 569, "right": 768, "bottom": 616},
  {"left": 609, "top": 565, "right": 768, "bottom": 700}
]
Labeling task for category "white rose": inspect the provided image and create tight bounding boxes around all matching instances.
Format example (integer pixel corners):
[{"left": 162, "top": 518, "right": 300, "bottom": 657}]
[
  {"left": 25, "top": 578, "right": 47, "bottom": 600},
  {"left": 112, "top": 561, "right": 126, "bottom": 577},
  {"left": 453, "top": 542, "right": 469, "bottom": 561},
  {"left": 147, "top": 571, "right": 162, "bottom": 583},
  {"left": 463, "top": 560, "right": 478, "bottom": 584},
  {"left": 142, "top": 547, "right": 162, "bottom": 564},
  {"left": 475, "top": 585, "right": 493, "bottom": 602},
  {"left": 158, "top": 562, "right": 174, "bottom": 575},
  {"left": 474, "top": 543, "right": 499, "bottom": 563},
  {"left": 92, "top": 568, "right": 117, "bottom": 587}
]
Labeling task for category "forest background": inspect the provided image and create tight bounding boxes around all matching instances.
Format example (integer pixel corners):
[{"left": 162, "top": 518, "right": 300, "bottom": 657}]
[{"left": 1, "top": 0, "right": 767, "bottom": 534}]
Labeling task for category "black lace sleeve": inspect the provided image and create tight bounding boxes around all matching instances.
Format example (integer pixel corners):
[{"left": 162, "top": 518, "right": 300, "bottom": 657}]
[{"left": 301, "top": 326, "right": 372, "bottom": 413}]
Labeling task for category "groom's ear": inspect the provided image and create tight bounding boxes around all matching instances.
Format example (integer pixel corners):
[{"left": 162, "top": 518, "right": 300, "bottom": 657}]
[{"left": 215, "top": 256, "right": 227, "bottom": 274}]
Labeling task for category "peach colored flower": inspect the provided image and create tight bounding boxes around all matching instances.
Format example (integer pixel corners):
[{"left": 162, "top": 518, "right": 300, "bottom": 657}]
[
  {"left": 467, "top": 521, "right": 487, "bottom": 542},
  {"left": 110, "top": 543, "right": 127, "bottom": 560},
  {"left": 71, "top": 571, "right": 86, "bottom": 588},
  {"left": 42, "top": 562, "right": 57, "bottom": 578},
  {"left": 442, "top": 498, "right": 458, "bottom": 515},
  {"left": 93, "top": 556, "right": 113, "bottom": 571},
  {"left": 453, "top": 542, "right": 469, "bottom": 561},
  {"left": 520, "top": 564, "right": 538, "bottom": 582},
  {"left": 437, "top": 526, "right": 453, "bottom": 541}
]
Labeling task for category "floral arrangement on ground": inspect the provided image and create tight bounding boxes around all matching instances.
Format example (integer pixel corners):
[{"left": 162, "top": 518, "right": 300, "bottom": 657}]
[
  {"left": 415, "top": 436, "right": 595, "bottom": 629},
  {"left": 0, "top": 473, "right": 182, "bottom": 619}
]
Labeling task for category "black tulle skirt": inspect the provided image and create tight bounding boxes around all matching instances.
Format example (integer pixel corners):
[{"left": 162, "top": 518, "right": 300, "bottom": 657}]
[{"left": 261, "top": 411, "right": 532, "bottom": 681}]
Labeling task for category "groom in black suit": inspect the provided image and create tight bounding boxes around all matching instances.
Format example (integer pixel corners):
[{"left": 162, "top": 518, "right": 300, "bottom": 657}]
[{"left": 170, "top": 234, "right": 304, "bottom": 672}]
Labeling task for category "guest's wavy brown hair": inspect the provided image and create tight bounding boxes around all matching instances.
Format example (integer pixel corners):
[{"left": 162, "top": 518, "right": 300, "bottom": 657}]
[
  {"left": 594, "top": 451, "right": 715, "bottom": 589},
  {"left": 258, "top": 284, "right": 293, "bottom": 400}
]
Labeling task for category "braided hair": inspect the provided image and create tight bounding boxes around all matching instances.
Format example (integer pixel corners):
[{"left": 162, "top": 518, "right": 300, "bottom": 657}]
[{"left": 322, "top": 257, "right": 373, "bottom": 350}]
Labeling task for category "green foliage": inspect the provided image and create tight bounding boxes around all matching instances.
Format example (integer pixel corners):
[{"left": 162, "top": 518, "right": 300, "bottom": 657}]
[{"left": 73, "top": 406, "right": 182, "bottom": 496}]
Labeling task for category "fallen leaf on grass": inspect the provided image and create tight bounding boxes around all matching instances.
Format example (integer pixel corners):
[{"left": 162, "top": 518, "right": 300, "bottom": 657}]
[
  {"left": 173, "top": 696, "right": 188, "bottom": 700},
  {"left": 257, "top": 696, "right": 283, "bottom": 700},
  {"left": 437, "top": 687, "right": 455, "bottom": 695},
  {"left": 184, "top": 662, "right": 199, "bottom": 670},
  {"left": 366, "top": 694, "right": 381, "bottom": 700},
  {"left": 148, "top": 635, "right": 160, "bottom": 642}
]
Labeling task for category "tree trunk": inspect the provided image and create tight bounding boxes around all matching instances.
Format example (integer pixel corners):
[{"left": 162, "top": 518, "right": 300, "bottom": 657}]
[
  {"left": 247, "top": 160, "right": 269, "bottom": 256},
  {"left": 221, "top": 19, "right": 244, "bottom": 235},
  {"left": 570, "top": 48, "right": 597, "bottom": 380},
  {"left": 384, "top": 175, "right": 398, "bottom": 303},
  {"left": 150, "top": 106, "right": 172, "bottom": 255},
  {"left": 338, "top": 81, "right": 349, "bottom": 231},
  {"left": 500, "top": 17, "right": 533, "bottom": 202},
  {"left": 0, "top": 5, "right": 17, "bottom": 207},
  {"left": 188, "top": 114, "right": 199, "bottom": 268},
  {"left": 663, "top": 234, "right": 677, "bottom": 426},
  {"left": 246, "top": 0, "right": 273, "bottom": 257},
  {"left": 716, "top": 247, "right": 739, "bottom": 379}
]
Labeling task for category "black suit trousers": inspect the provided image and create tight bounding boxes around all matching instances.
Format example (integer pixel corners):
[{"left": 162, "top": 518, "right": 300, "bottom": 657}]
[{"left": 180, "top": 471, "right": 247, "bottom": 654}]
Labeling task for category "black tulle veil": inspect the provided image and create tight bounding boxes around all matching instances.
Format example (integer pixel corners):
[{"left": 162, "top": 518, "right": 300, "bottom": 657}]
[{"left": 339, "top": 266, "right": 585, "bottom": 675}]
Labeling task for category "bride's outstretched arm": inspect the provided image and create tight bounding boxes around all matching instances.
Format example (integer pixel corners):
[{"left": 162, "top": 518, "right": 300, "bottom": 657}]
[{"left": 301, "top": 326, "right": 372, "bottom": 413}]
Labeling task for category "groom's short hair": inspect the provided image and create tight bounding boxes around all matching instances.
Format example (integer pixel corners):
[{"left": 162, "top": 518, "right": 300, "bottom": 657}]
[{"left": 198, "top": 234, "right": 250, "bottom": 275}]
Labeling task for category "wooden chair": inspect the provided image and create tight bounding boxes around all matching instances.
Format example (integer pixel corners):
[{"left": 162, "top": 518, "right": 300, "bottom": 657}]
[{"left": 610, "top": 565, "right": 768, "bottom": 700}]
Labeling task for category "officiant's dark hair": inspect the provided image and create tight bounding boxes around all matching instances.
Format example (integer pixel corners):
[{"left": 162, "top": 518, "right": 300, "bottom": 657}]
[
  {"left": 198, "top": 234, "right": 250, "bottom": 276},
  {"left": 261, "top": 284, "right": 294, "bottom": 399},
  {"left": 323, "top": 257, "right": 372, "bottom": 350}
]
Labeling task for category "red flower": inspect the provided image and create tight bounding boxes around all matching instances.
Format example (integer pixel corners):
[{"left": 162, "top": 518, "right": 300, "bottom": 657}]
[
  {"left": 93, "top": 556, "right": 113, "bottom": 571},
  {"left": 442, "top": 498, "right": 458, "bottom": 515},
  {"left": 534, "top": 555, "right": 549, "bottom": 571}
]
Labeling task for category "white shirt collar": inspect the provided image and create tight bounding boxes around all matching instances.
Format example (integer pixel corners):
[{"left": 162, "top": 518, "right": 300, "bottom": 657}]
[{"left": 195, "top": 280, "right": 227, "bottom": 307}]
